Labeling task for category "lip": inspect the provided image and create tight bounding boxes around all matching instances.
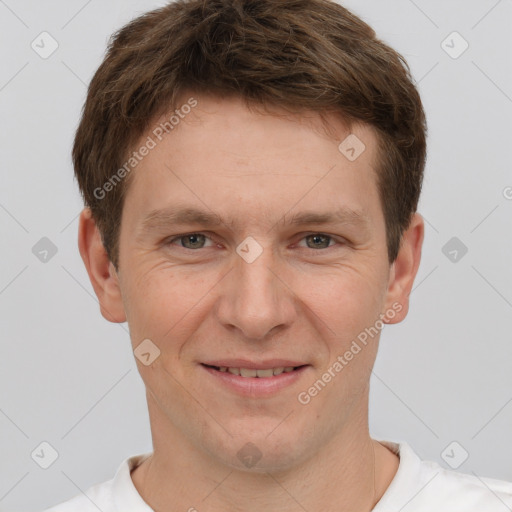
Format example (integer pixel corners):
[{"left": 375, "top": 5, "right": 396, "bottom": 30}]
[
  {"left": 200, "top": 363, "right": 310, "bottom": 397},
  {"left": 201, "top": 359, "right": 306, "bottom": 369}
]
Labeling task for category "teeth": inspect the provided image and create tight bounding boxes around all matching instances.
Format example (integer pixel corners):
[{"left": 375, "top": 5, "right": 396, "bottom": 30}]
[
  {"left": 240, "top": 368, "right": 257, "bottom": 377},
  {"left": 214, "top": 365, "right": 300, "bottom": 377},
  {"left": 256, "top": 368, "right": 274, "bottom": 378}
]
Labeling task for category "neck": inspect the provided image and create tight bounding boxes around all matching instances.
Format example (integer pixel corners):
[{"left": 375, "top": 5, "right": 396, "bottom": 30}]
[{"left": 131, "top": 397, "right": 399, "bottom": 512}]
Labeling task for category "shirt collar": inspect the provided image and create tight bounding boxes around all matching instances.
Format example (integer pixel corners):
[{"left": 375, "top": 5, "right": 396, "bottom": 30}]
[{"left": 112, "top": 452, "right": 154, "bottom": 511}]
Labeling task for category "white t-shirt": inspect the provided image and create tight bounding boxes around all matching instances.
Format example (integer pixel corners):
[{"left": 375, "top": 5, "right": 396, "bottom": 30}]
[{"left": 42, "top": 440, "right": 512, "bottom": 512}]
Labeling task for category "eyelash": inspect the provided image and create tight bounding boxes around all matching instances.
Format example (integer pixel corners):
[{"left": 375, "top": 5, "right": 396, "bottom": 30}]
[{"left": 165, "top": 232, "right": 344, "bottom": 252}]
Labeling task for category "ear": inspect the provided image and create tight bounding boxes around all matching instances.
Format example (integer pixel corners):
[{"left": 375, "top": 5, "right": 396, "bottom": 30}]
[
  {"left": 78, "top": 208, "right": 126, "bottom": 323},
  {"left": 382, "top": 212, "right": 424, "bottom": 324}
]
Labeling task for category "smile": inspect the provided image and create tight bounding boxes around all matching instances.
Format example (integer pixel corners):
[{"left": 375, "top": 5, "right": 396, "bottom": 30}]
[
  {"left": 203, "top": 364, "right": 303, "bottom": 378},
  {"left": 200, "top": 363, "right": 310, "bottom": 397}
]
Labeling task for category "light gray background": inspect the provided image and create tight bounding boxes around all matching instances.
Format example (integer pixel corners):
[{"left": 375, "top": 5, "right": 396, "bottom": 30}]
[{"left": 1, "top": 0, "right": 511, "bottom": 510}]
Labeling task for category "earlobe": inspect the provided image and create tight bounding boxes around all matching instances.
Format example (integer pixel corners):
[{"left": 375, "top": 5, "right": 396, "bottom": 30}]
[
  {"left": 383, "top": 213, "right": 424, "bottom": 324},
  {"left": 78, "top": 208, "right": 127, "bottom": 323}
]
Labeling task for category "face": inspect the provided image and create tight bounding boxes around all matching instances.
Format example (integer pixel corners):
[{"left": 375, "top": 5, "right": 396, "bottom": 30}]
[{"left": 81, "top": 93, "right": 423, "bottom": 473}]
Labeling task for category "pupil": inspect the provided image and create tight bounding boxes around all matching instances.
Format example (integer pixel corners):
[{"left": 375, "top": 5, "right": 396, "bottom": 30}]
[
  {"left": 310, "top": 234, "right": 328, "bottom": 248},
  {"left": 185, "top": 234, "right": 203, "bottom": 248},
  {"left": 311, "top": 235, "right": 329, "bottom": 248}
]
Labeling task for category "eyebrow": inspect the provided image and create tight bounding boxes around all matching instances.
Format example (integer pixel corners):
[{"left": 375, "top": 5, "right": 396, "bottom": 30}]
[{"left": 139, "top": 205, "right": 371, "bottom": 235}]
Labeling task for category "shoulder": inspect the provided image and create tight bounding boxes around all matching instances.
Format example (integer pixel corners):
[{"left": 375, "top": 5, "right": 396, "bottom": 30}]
[
  {"left": 422, "top": 462, "right": 512, "bottom": 510},
  {"left": 41, "top": 478, "right": 115, "bottom": 512},
  {"left": 41, "top": 452, "right": 152, "bottom": 512},
  {"left": 375, "top": 440, "right": 512, "bottom": 512}
]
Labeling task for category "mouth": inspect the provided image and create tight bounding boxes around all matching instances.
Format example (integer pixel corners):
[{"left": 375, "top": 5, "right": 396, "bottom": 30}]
[
  {"left": 200, "top": 362, "right": 310, "bottom": 397},
  {"left": 201, "top": 363, "right": 306, "bottom": 378}
]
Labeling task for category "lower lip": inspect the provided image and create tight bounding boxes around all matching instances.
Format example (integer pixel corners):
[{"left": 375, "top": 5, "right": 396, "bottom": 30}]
[{"left": 201, "top": 364, "right": 310, "bottom": 397}]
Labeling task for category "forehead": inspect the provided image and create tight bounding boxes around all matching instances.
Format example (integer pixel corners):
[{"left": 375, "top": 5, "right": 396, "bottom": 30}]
[{"left": 121, "top": 94, "right": 383, "bottom": 230}]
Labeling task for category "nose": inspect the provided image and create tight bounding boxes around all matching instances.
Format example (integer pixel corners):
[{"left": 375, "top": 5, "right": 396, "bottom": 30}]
[{"left": 214, "top": 243, "right": 297, "bottom": 341}]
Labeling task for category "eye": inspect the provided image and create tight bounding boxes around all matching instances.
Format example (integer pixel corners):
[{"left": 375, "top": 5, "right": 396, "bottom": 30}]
[
  {"left": 297, "top": 233, "right": 339, "bottom": 250},
  {"left": 168, "top": 233, "right": 215, "bottom": 250}
]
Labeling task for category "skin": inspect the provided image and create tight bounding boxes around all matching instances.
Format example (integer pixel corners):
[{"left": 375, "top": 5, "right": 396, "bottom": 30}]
[{"left": 79, "top": 92, "right": 424, "bottom": 512}]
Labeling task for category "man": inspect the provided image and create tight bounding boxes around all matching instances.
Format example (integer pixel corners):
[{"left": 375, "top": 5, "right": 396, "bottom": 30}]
[{"left": 44, "top": 0, "right": 512, "bottom": 510}]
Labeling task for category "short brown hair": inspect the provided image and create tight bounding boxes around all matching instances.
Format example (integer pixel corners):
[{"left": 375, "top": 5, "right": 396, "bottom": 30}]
[{"left": 73, "top": 0, "right": 427, "bottom": 269}]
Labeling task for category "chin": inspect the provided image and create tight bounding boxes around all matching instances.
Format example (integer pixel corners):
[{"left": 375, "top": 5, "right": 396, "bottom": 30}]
[{"left": 213, "top": 428, "right": 308, "bottom": 473}]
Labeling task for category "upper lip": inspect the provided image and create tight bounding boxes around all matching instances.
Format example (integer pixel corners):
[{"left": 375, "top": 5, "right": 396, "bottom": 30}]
[{"left": 202, "top": 359, "right": 308, "bottom": 369}]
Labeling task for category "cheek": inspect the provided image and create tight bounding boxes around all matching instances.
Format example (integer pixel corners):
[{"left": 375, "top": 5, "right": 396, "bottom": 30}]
[
  {"left": 296, "top": 265, "right": 387, "bottom": 328},
  {"left": 301, "top": 274, "right": 384, "bottom": 399},
  {"left": 123, "top": 264, "right": 215, "bottom": 346},
  {"left": 294, "top": 271, "right": 388, "bottom": 386}
]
